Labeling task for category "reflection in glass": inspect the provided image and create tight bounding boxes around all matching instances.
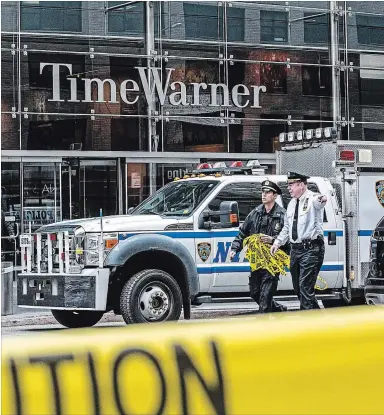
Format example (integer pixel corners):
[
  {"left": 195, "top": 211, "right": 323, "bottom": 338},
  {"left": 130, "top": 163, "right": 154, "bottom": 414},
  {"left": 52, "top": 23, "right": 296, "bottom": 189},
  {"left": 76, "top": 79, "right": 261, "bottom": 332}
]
[
  {"left": 356, "top": 14, "right": 384, "bottom": 46},
  {"left": 260, "top": 10, "right": 288, "bottom": 43},
  {"left": 21, "top": 1, "right": 82, "bottom": 32},
  {"left": 23, "top": 164, "right": 60, "bottom": 232}
]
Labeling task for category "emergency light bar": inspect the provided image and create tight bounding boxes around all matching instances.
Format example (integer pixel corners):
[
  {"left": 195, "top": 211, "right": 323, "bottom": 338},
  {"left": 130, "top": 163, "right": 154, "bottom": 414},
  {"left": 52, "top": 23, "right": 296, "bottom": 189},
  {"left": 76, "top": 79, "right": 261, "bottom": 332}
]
[{"left": 279, "top": 127, "right": 338, "bottom": 150}]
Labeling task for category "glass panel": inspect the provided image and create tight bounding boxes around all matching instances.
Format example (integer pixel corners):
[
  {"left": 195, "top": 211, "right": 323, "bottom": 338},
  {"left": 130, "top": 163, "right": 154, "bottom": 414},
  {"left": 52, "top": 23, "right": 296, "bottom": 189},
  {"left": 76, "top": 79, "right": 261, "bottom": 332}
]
[
  {"left": 356, "top": 13, "right": 384, "bottom": 46},
  {"left": 126, "top": 163, "right": 150, "bottom": 210},
  {"left": 21, "top": 1, "right": 82, "bottom": 32},
  {"left": 1, "top": 163, "right": 21, "bottom": 261},
  {"left": 304, "top": 12, "right": 329, "bottom": 44},
  {"left": 107, "top": 1, "right": 144, "bottom": 35},
  {"left": 79, "top": 161, "right": 117, "bottom": 218},
  {"left": 260, "top": 10, "right": 288, "bottom": 44},
  {"left": 22, "top": 164, "right": 61, "bottom": 232},
  {"left": 156, "top": 163, "right": 194, "bottom": 188},
  {"left": 1, "top": 114, "right": 20, "bottom": 151},
  {"left": 131, "top": 179, "right": 219, "bottom": 216}
]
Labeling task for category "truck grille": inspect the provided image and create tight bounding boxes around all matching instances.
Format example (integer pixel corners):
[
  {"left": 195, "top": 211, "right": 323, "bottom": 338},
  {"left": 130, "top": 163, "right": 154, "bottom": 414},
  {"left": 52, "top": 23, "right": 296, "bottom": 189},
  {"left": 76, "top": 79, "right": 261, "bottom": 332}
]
[{"left": 22, "top": 231, "right": 81, "bottom": 274}]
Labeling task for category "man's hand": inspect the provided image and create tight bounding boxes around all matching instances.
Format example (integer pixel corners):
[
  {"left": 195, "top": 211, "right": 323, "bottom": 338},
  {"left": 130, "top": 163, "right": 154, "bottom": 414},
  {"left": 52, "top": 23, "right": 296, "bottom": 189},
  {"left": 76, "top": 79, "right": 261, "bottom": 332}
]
[
  {"left": 229, "top": 251, "right": 237, "bottom": 261},
  {"left": 318, "top": 195, "right": 327, "bottom": 204},
  {"left": 270, "top": 244, "right": 279, "bottom": 256},
  {"left": 260, "top": 234, "right": 274, "bottom": 244}
]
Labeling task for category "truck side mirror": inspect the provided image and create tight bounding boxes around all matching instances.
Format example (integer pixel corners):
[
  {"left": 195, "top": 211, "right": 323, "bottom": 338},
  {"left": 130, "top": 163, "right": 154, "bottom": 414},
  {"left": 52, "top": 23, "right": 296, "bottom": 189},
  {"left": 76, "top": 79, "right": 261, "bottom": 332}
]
[
  {"left": 127, "top": 207, "right": 135, "bottom": 214},
  {"left": 198, "top": 201, "right": 239, "bottom": 229},
  {"left": 219, "top": 201, "right": 239, "bottom": 228}
]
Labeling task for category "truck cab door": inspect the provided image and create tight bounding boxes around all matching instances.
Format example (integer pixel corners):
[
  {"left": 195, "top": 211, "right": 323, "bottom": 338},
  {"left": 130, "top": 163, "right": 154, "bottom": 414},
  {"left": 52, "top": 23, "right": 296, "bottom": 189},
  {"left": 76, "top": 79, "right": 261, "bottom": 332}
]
[{"left": 206, "top": 182, "right": 263, "bottom": 293}]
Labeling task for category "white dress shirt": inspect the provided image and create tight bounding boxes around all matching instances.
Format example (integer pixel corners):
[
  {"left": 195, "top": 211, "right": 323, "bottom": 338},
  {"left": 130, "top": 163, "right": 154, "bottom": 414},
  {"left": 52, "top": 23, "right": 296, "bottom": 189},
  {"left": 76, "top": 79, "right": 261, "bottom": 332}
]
[{"left": 274, "top": 189, "right": 326, "bottom": 247}]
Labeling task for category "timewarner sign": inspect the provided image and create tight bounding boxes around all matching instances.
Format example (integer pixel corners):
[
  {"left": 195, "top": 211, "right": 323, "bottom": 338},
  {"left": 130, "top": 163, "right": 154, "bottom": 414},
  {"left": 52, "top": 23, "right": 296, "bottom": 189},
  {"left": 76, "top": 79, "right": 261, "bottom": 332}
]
[{"left": 40, "top": 63, "right": 266, "bottom": 108}]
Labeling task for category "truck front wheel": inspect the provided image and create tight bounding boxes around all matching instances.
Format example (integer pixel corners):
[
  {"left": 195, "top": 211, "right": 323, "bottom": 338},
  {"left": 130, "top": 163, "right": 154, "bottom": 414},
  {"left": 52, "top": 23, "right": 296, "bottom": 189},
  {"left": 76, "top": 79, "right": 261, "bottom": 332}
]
[
  {"left": 120, "top": 269, "right": 183, "bottom": 324},
  {"left": 51, "top": 310, "right": 104, "bottom": 328}
]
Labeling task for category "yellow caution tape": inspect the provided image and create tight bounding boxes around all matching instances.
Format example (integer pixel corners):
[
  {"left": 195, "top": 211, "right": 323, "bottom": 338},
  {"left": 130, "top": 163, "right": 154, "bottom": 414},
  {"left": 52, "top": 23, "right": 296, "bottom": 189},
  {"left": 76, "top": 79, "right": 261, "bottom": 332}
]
[
  {"left": 315, "top": 276, "right": 329, "bottom": 291},
  {"left": 244, "top": 234, "right": 290, "bottom": 275},
  {"left": 244, "top": 235, "right": 330, "bottom": 290},
  {"left": 2, "top": 307, "right": 384, "bottom": 415}
]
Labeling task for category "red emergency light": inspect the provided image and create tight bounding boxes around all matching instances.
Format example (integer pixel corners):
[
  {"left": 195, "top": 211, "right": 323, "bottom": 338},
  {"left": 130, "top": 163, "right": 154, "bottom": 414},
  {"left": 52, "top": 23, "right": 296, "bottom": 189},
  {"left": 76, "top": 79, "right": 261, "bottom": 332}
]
[
  {"left": 230, "top": 161, "right": 243, "bottom": 167},
  {"left": 196, "top": 163, "right": 212, "bottom": 169},
  {"left": 339, "top": 150, "right": 355, "bottom": 161}
]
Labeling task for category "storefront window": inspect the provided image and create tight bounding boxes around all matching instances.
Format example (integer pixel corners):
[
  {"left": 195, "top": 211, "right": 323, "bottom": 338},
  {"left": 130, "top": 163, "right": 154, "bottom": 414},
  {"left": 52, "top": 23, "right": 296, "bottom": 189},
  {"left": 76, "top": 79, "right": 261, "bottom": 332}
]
[
  {"left": 21, "top": 1, "right": 82, "bottom": 32},
  {"left": 1, "top": 163, "right": 20, "bottom": 261},
  {"left": 22, "top": 164, "right": 61, "bottom": 232},
  {"left": 126, "top": 163, "right": 150, "bottom": 210}
]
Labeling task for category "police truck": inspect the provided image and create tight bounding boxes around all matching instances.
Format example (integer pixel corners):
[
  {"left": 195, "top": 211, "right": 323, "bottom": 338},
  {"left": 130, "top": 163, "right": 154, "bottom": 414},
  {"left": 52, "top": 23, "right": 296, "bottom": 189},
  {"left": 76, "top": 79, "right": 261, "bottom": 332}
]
[{"left": 17, "top": 129, "right": 384, "bottom": 327}]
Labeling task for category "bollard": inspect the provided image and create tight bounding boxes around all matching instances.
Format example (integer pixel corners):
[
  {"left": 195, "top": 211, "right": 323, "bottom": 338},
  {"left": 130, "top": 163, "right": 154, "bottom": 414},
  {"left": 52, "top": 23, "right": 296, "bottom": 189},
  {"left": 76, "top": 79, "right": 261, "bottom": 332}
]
[{"left": 1, "top": 261, "right": 14, "bottom": 316}]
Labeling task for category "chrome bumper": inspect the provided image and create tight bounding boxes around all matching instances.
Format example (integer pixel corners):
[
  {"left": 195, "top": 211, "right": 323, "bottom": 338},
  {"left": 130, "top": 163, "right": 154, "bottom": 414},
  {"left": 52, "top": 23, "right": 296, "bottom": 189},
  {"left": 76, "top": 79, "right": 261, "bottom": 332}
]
[
  {"left": 365, "top": 284, "right": 384, "bottom": 305},
  {"left": 17, "top": 268, "right": 110, "bottom": 311}
]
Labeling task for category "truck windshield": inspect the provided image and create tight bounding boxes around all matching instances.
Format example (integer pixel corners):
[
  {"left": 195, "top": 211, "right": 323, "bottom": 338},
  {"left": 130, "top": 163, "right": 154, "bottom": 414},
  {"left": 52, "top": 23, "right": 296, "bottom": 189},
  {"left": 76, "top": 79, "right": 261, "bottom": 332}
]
[{"left": 132, "top": 180, "right": 219, "bottom": 216}]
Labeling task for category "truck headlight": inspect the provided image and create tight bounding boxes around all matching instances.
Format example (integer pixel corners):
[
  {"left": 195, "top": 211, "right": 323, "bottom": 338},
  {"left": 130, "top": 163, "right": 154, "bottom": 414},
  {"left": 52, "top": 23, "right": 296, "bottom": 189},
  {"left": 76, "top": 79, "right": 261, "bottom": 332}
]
[
  {"left": 85, "top": 234, "right": 100, "bottom": 266},
  {"left": 84, "top": 233, "right": 119, "bottom": 266}
]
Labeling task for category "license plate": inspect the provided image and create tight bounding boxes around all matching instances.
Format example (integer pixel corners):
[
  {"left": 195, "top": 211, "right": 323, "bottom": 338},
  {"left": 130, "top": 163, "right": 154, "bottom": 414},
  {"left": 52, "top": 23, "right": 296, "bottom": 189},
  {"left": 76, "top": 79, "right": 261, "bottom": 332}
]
[{"left": 20, "top": 234, "right": 32, "bottom": 248}]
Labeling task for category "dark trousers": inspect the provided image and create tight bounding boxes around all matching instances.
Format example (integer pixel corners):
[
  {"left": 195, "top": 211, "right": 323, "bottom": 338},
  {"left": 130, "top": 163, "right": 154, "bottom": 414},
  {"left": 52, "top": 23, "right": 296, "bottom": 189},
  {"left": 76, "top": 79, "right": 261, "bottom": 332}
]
[
  {"left": 290, "top": 242, "right": 325, "bottom": 310},
  {"left": 249, "top": 269, "right": 286, "bottom": 313}
]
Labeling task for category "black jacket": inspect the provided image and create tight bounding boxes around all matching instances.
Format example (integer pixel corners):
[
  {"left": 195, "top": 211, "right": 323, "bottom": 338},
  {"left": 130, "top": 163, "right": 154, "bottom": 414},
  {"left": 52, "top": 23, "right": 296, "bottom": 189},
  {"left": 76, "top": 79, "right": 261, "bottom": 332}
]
[{"left": 231, "top": 203, "right": 287, "bottom": 253}]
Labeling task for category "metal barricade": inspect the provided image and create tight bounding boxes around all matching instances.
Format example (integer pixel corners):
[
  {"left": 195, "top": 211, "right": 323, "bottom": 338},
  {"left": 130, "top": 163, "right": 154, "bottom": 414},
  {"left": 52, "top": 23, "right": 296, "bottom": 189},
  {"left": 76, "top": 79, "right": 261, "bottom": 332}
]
[{"left": 1, "top": 261, "right": 14, "bottom": 315}]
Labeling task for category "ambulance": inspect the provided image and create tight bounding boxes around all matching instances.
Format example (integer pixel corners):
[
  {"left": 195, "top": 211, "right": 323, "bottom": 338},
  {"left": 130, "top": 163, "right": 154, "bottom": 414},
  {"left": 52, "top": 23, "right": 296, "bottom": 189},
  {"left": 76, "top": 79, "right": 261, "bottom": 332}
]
[{"left": 17, "top": 130, "right": 384, "bottom": 327}]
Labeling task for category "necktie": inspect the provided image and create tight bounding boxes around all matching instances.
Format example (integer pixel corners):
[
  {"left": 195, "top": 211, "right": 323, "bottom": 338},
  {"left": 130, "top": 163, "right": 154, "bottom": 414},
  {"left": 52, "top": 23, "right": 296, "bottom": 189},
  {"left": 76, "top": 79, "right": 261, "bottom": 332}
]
[{"left": 292, "top": 198, "right": 299, "bottom": 241}]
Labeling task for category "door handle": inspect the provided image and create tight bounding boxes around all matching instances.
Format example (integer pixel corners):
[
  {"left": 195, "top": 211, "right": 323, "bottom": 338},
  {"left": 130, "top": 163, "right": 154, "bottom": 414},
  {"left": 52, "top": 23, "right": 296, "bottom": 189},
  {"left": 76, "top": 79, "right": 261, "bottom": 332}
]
[{"left": 328, "top": 231, "right": 337, "bottom": 245}]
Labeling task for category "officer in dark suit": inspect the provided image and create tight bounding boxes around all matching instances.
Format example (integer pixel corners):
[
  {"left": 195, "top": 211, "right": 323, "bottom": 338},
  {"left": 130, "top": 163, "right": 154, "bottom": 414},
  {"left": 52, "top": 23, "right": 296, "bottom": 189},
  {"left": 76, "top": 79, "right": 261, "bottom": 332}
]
[
  {"left": 271, "top": 172, "right": 327, "bottom": 310},
  {"left": 230, "top": 180, "right": 287, "bottom": 313}
]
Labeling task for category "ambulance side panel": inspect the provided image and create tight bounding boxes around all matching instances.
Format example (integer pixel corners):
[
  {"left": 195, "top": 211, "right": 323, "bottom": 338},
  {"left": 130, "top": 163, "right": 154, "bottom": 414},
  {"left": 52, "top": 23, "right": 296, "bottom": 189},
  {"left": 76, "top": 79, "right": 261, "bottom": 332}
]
[{"left": 358, "top": 173, "right": 384, "bottom": 286}]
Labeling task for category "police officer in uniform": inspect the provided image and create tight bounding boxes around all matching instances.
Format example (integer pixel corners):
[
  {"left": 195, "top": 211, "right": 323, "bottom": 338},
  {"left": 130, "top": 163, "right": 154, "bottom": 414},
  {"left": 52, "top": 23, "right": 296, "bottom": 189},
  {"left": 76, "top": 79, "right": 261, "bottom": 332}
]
[
  {"left": 230, "top": 180, "right": 287, "bottom": 313},
  {"left": 271, "top": 172, "right": 327, "bottom": 310}
]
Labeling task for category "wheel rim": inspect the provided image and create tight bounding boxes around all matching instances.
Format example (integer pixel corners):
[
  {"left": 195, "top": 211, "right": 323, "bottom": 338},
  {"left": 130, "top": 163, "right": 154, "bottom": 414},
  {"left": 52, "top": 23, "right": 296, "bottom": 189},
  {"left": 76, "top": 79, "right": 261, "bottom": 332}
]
[{"left": 138, "top": 282, "right": 172, "bottom": 321}]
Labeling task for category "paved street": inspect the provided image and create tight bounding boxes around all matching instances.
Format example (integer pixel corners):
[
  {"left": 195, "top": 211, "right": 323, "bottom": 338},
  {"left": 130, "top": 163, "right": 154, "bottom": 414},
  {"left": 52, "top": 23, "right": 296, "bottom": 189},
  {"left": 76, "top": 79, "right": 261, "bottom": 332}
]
[{"left": 2, "top": 299, "right": 308, "bottom": 336}]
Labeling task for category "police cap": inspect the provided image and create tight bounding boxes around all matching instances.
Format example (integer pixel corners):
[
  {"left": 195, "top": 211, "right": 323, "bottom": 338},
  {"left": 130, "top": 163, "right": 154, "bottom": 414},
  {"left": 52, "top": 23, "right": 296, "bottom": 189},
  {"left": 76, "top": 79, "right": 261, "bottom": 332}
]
[
  {"left": 261, "top": 180, "right": 282, "bottom": 195},
  {"left": 287, "top": 171, "right": 310, "bottom": 184}
]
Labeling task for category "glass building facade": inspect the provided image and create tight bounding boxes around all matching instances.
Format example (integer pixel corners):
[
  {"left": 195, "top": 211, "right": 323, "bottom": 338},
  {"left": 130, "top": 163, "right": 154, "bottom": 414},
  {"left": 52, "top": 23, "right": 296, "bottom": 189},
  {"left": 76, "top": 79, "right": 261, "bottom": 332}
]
[{"left": 1, "top": 1, "right": 384, "bottom": 237}]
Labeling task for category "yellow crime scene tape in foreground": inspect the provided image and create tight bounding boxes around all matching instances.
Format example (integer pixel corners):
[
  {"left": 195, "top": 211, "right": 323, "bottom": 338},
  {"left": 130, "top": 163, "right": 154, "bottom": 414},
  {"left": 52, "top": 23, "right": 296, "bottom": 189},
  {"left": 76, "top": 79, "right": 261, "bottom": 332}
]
[{"left": 2, "top": 307, "right": 384, "bottom": 415}]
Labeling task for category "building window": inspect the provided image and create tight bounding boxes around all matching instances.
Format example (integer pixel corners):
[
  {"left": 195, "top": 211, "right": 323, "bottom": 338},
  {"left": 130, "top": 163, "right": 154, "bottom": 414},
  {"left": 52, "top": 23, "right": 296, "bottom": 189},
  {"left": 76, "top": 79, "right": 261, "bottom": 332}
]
[
  {"left": 304, "top": 12, "right": 329, "bottom": 44},
  {"left": 107, "top": 1, "right": 144, "bottom": 35},
  {"left": 28, "top": 53, "right": 85, "bottom": 91},
  {"left": 107, "top": 1, "right": 164, "bottom": 36},
  {"left": 183, "top": 3, "right": 244, "bottom": 41},
  {"left": 360, "top": 54, "right": 384, "bottom": 106},
  {"left": 356, "top": 14, "right": 384, "bottom": 46},
  {"left": 260, "top": 63, "right": 287, "bottom": 93},
  {"left": 260, "top": 11, "right": 288, "bottom": 44},
  {"left": 302, "top": 65, "right": 332, "bottom": 96},
  {"left": 21, "top": 1, "right": 82, "bottom": 32}
]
